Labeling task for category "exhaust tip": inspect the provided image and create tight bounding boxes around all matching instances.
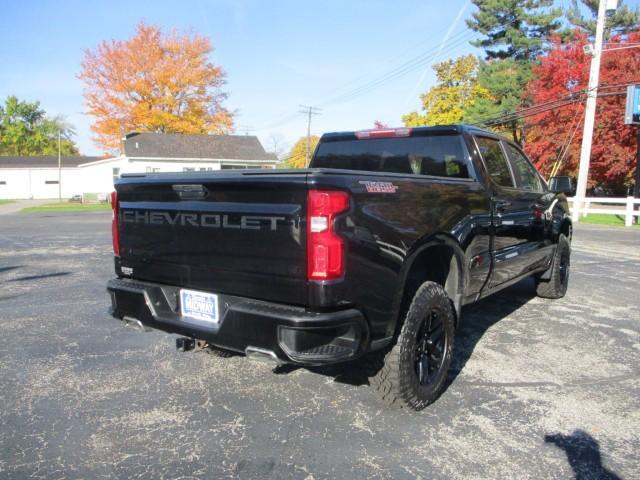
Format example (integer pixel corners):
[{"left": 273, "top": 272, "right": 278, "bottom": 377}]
[
  {"left": 122, "top": 316, "right": 150, "bottom": 332},
  {"left": 245, "top": 346, "right": 282, "bottom": 366}
]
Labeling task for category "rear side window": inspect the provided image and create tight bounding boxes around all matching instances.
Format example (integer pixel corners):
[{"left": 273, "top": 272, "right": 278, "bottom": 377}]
[
  {"left": 475, "top": 136, "right": 513, "bottom": 188},
  {"left": 312, "top": 135, "right": 470, "bottom": 178},
  {"left": 506, "top": 144, "right": 543, "bottom": 192}
]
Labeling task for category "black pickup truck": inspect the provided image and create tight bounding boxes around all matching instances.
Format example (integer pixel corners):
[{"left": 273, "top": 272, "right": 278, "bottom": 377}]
[{"left": 107, "top": 125, "right": 572, "bottom": 410}]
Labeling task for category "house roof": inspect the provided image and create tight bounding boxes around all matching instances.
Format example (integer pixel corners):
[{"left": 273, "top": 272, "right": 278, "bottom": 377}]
[
  {"left": 124, "top": 132, "right": 277, "bottom": 161},
  {"left": 0, "top": 156, "right": 103, "bottom": 169}
]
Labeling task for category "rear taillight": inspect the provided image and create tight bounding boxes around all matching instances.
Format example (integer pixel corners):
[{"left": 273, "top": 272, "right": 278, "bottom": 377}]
[
  {"left": 307, "top": 190, "right": 349, "bottom": 281},
  {"left": 110, "top": 190, "right": 120, "bottom": 256}
]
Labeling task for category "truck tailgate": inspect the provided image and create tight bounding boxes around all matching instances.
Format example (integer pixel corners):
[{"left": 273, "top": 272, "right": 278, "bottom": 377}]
[{"left": 115, "top": 171, "right": 308, "bottom": 305}]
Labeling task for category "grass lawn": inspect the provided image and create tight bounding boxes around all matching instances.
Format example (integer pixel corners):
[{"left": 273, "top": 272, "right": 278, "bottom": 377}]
[
  {"left": 580, "top": 213, "right": 639, "bottom": 227},
  {"left": 0, "top": 199, "right": 15, "bottom": 205},
  {"left": 21, "top": 202, "right": 111, "bottom": 213}
]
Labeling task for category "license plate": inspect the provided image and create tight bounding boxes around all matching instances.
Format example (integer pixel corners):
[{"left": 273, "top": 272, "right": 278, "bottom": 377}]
[{"left": 180, "top": 289, "right": 219, "bottom": 324}]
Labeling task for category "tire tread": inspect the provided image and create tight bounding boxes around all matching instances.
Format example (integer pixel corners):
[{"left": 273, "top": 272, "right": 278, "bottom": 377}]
[
  {"left": 536, "top": 234, "right": 570, "bottom": 299},
  {"left": 369, "top": 281, "right": 455, "bottom": 410}
]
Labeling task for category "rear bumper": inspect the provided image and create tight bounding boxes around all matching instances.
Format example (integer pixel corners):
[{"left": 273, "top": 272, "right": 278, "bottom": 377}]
[{"left": 107, "top": 278, "right": 370, "bottom": 366}]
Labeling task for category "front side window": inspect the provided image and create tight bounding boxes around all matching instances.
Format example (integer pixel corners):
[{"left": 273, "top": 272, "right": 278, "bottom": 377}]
[
  {"left": 475, "top": 136, "right": 513, "bottom": 188},
  {"left": 506, "top": 144, "right": 543, "bottom": 192},
  {"left": 312, "top": 134, "right": 470, "bottom": 179}
]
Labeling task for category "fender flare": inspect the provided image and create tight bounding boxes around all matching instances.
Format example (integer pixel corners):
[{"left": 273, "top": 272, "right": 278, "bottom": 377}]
[{"left": 386, "top": 233, "right": 468, "bottom": 337}]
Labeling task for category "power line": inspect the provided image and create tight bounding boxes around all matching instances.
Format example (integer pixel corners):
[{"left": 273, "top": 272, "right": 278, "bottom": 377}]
[
  {"left": 304, "top": 16, "right": 522, "bottom": 110},
  {"left": 548, "top": 106, "right": 585, "bottom": 177},
  {"left": 491, "top": 79, "right": 640, "bottom": 126},
  {"left": 252, "top": 22, "right": 491, "bottom": 131},
  {"left": 253, "top": 15, "right": 588, "bottom": 134},
  {"left": 317, "top": 30, "right": 478, "bottom": 107},
  {"left": 236, "top": 124, "right": 255, "bottom": 135},
  {"left": 475, "top": 87, "right": 630, "bottom": 128}
]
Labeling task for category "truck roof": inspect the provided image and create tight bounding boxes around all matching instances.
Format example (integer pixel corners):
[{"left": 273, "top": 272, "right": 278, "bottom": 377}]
[{"left": 320, "top": 124, "right": 499, "bottom": 142}]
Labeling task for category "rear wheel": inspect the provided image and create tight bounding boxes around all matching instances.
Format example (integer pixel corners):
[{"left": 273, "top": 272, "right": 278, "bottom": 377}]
[
  {"left": 536, "top": 234, "right": 570, "bottom": 299},
  {"left": 369, "top": 281, "right": 455, "bottom": 410}
]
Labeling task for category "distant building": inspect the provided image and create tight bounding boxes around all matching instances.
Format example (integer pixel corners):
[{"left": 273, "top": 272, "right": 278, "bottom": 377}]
[{"left": 0, "top": 132, "right": 278, "bottom": 200}]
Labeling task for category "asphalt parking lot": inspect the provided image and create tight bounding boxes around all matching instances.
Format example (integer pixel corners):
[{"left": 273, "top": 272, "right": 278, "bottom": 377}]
[{"left": 1, "top": 211, "right": 638, "bottom": 479}]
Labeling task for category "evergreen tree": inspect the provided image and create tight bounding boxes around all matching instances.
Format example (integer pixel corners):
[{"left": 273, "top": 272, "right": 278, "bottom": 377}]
[
  {"left": 565, "top": 0, "right": 640, "bottom": 39},
  {"left": 467, "top": 0, "right": 562, "bottom": 61},
  {"left": 463, "top": 59, "right": 533, "bottom": 144}
]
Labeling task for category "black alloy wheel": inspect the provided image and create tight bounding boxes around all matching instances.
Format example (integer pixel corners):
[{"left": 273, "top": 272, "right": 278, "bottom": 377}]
[{"left": 414, "top": 309, "right": 447, "bottom": 386}]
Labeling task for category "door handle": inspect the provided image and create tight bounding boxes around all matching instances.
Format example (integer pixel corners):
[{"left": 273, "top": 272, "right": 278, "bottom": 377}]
[
  {"left": 493, "top": 199, "right": 511, "bottom": 211},
  {"left": 172, "top": 184, "right": 208, "bottom": 200}
]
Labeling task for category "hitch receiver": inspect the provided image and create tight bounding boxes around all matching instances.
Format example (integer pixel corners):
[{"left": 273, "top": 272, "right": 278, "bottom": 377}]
[{"left": 176, "top": 337, "right": 195, "bottom": 352}]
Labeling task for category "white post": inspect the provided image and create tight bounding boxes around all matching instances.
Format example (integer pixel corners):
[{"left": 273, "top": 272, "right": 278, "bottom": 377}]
[
  {"left": 58, "top": 130, "right": 62, "bottom": 202},
  {"left": 583, "top": 199, "right": 590, "bottom": 218},
  {"left": 572, "top": 0, "right": 608, "bottom": 223},
  {"left": 626, "top": 196, "right": 634, "bottom": 227}
]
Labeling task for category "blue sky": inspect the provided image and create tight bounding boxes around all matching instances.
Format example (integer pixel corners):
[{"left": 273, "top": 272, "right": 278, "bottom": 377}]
[{"left": 1, "top": 0, "right": 638, "bottom": 155}]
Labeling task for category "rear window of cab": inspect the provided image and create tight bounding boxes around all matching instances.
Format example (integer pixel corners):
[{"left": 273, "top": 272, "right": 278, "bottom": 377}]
[{"left": 312, "top": 134, "right": 470, "bottom": 179}]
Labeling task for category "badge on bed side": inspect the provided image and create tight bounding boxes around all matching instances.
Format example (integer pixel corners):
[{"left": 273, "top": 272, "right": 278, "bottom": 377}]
[{"left": 359, "top": 181, "right": 398, "bottom": 193}]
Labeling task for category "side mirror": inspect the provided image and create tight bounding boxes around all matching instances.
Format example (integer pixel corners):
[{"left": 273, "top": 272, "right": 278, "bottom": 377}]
[{"left": 549, "top": 176, "right": 575, "bottom": 196}]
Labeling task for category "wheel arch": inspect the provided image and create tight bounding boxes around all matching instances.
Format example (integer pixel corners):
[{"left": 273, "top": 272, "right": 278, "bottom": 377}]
[{"left": 386, "top": 233, "right": 467, "bottom": 338}]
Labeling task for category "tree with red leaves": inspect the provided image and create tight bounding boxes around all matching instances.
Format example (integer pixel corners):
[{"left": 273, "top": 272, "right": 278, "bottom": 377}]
[{"left": 524, "top": 30, "right": 640, "bottom": 193}]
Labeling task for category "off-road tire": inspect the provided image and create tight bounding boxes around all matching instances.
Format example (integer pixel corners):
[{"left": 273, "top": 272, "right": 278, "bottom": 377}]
[
  {"left": 536, "top": 234, "right": 570, "bottom": 299},
  {"left": 369, "top": 281, "right": 455, "bottom": 410}
]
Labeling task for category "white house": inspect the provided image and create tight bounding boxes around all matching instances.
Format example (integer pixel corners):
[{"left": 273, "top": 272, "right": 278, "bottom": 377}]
[{"left": 0, "top": 132, "right": 279, "bottom": 200}]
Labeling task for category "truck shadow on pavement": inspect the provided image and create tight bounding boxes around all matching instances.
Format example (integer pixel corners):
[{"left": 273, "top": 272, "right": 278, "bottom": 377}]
[
  {"left": 545, "top": 430, "right": 622, "bottom": 480},
  {"left": 277, "top": 278, "right": 538, "bottom": 391},
  {"left": 9, "top": 271, "right": 71, "bottom": 282},
  {"left": 445, "top": 278, "right": 536, "bottom": 389},
  {"left": 0, "top": 265, "right": 23, "bottom": 274}
]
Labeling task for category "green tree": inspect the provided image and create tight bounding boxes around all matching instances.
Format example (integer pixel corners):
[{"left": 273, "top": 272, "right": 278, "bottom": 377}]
[
  {"left": 281, "top": 136, "right": 319, "bottom": 169},
  {"left": 467, "top": 0, "right": 562, "bottom": 61},
  {"left": 403, "top": 55, "right": 491, "bottom": 127},
  {"left": 463, "top": 59, "right": 533, "bottom": 144},
  {"left": 565, "top": 0, "right": 640, "bottom": 39},
  {"left": 0, "top": 96, "right": 78, "bottom": 156}
]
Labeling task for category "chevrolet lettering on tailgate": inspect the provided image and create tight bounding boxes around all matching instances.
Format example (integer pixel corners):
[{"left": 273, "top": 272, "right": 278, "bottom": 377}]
[{"left": 121, "top": 210, "right": 286, "bottom": 230}]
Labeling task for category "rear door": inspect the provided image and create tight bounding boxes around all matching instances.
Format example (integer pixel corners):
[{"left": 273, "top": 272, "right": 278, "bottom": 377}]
[
  {"left": 473, "top": 135, "right": 548, "bottom": 288},
  {"left": 116, "top": 171, "right": 308, "bottom": 305}
]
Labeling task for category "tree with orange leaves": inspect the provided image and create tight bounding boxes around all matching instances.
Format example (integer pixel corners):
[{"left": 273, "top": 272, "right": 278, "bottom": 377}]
[{"left": 79, "top": 22, "right": 234, "bottom": 153}]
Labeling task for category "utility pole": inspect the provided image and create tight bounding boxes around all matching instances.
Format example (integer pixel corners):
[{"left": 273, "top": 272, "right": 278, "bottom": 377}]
[
  {"left": 572, "top": 0, "right": 608, "bottom": 222},
  {"left": 299, "top": 105, "right": 321, "bottom": 167},
  {"left": 58, "top": 130, "right": 62, "bottom": 202},
  {"left": 635, "top": 127, "right": 640, "bottom": 224}
]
